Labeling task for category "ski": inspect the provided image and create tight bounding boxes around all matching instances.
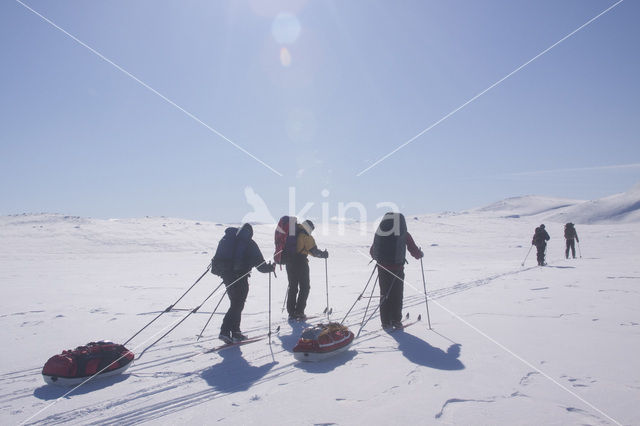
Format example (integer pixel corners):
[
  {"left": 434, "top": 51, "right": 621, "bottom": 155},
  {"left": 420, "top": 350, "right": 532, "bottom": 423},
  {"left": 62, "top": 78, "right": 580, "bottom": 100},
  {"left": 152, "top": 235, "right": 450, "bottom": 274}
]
[
  {"left": 386, "top": 314, "right": 422, "bottom": 333},
  {"left": 204, "top": 335, "right": 266, "bottom": 353},
  {"left": 287, "top": 314, "right": 320, "bottom": 323}
]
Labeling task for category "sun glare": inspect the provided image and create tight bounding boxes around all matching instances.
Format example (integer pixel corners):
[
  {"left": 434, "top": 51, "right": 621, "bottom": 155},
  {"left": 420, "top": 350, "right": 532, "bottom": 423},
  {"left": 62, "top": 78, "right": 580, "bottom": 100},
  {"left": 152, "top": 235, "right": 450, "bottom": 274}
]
[{"left": 271, "top": 12, "right": 301, "bottom": 45}]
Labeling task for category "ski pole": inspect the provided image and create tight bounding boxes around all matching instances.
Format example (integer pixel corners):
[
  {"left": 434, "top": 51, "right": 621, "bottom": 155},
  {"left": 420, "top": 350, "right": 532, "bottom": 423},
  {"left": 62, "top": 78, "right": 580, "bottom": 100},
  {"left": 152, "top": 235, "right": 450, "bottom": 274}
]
[
  {"left": 268, "top": 270, "right": 272, "bottom": 338},
  {"left": 521, "top": 245, "right": 533, "bottom": 267},
  {"left": 357, "top": 274, "right": 380, "bottom": 336},
  {"left": 323, "top": 257, "right": 330, "bottom": 319},
  {"left": 358, "top": 271, "right": 402, "bottom": 337},
  {"left": 281, "top": 283, "right": 289, "bottom": 314},
  {"left": 341, "top": 264, "right": 377, "bottom": 324},
  {"left": 124, "top": 263, "right": 211, "bottom": 346},
  {"left": 578, "top": 241, "right": 582, "bottom": 258},
  {"left": 420, "top": 256, "right": 432, "bottom": 330},
  {"left": 196, "top": 287, "right": 227, "bottom": 341}
]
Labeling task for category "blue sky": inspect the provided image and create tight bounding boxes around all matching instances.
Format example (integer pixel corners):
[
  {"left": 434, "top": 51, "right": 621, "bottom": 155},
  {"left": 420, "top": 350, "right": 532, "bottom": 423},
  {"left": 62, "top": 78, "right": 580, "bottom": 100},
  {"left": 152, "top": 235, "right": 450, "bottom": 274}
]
[{"left": 1, "top": 0, "right": 638, "bottom": 222}]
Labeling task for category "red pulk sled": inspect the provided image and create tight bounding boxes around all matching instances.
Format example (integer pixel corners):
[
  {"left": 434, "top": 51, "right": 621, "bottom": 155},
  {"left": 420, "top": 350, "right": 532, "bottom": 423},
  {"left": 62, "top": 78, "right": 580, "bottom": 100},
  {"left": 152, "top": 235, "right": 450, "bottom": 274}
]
[
  {"left": 42, "top": 341, "right": 134, "bottom": 386},
  {"left": 293, "top": 322, "right": 354, "bottom": 362}
]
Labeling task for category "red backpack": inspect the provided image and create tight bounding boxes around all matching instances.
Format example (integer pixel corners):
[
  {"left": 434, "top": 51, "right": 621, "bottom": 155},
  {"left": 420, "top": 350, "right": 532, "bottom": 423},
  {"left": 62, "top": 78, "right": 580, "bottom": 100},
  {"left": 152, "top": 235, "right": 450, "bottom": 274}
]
[{"left": 274, "top": 216, "right": 298, "bottom": 264}]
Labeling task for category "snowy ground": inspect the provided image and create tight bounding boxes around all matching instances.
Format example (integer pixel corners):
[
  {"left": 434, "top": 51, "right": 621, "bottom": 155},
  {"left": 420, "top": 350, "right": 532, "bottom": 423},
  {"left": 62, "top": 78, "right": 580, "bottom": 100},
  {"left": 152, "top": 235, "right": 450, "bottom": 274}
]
[{"left": 1, "top": 194, "right": 639, "bottom": 425}]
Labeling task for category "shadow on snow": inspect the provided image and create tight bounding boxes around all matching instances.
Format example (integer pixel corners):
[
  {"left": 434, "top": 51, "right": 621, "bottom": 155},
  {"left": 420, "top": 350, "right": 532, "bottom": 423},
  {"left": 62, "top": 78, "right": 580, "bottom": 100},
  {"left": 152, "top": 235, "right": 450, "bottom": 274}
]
[
  {"left": 33, "top": 373, "right": 131, "bottom": 400},
  {"left": 390, "top": 332, "right": 464, "bottom": 371},
  {"left": 277, "top": 320, "right": 308, "bottom": 351},
  {"left": 294, "top": 350, "right": 357, "bottom": 374},
  {"left": 201, "top": 346, "right": 276, "bottom": 393}
]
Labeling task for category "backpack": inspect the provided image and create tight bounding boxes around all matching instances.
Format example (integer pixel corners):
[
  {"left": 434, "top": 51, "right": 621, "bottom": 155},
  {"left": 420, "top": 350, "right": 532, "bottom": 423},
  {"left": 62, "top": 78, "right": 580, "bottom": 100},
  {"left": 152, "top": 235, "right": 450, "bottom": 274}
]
[
  {"left": 211, "top": 227, "right": 238, "bottom": 276},
  {"left": 564, "top": 223, "right": 575, "bottom": 239},
  {"left": 274, "top": 216, "right": 298, "bottom": 264},
  {"left": 533, "top": 227, "right": 548, "bottom": 245},
  {"left": 371, "top": 213, "right": 408, "bottom": 265}
]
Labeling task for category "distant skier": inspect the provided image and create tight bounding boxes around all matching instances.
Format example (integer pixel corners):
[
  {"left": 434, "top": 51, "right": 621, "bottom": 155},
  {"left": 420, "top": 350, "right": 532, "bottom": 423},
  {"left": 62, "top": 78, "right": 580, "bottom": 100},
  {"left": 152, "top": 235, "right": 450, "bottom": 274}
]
[
  {"left": 370, "top": 212, "right": 423, "bottom": 329},
  {"left": 531, "top": 224, "right": 550, "bottom": 266},
  {"left": 211, "top": 223, "right": 275, "bottom": 343},
  {"left": 564, "top": 223, "right": 579, "bottom": 259},
  {"left": 286, "top": 220, "right": 328, "bottom": 320}
]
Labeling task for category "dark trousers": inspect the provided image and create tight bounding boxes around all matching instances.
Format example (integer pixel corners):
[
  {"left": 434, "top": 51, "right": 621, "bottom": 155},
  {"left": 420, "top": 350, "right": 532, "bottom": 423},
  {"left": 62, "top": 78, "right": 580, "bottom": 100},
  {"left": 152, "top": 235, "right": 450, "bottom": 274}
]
[
  {"left": 565, "top": 239, "right": 576, "bottom": 258},
  {"left": 286, "top": 259, "right": 310, "bottom": 316},
  {"left": 535, "top": 243, "right": 547, "bottom": 265},
  {"left": 220, "top": 275, "right": 249, "bottom": 334},
  {"left": 378, "top": 266, "right": 404, "bottom": 325}
]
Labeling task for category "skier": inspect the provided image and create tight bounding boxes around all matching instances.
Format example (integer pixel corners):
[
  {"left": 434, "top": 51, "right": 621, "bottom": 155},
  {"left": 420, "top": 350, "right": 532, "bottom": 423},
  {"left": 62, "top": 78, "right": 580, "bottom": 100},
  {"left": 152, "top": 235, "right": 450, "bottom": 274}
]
[
  {"left": 214, "top": 223, "right": 275, "bottom": 343},
  {"left": 370, "top": 212, "right": 423, "bottom": 329},
  {"left": 286, "top": 220, "right": 328, "bottom": 320},
  {"left": 531, "top": 224, "right": 550, "bottom": 266},
  {"left": 564, "top": 222, "right": 579, "bottom": 259}
]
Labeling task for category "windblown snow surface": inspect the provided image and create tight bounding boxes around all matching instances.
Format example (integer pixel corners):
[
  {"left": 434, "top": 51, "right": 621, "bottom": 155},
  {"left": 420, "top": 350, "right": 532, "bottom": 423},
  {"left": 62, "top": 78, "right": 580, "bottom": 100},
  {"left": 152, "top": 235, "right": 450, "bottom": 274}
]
[{"left": 1, "top": 188, "right": 640, "bottom": 425}]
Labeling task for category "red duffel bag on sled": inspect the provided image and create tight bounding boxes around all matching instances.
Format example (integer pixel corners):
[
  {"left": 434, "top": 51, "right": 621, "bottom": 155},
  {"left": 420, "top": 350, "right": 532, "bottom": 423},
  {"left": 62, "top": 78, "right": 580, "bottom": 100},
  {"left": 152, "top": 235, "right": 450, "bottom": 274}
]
[
  {"left": 293, "top": 322, "right": 354, "bottom": 362},
  {"left": 42, "top": 341, "right": 134, "bottom": 386}
]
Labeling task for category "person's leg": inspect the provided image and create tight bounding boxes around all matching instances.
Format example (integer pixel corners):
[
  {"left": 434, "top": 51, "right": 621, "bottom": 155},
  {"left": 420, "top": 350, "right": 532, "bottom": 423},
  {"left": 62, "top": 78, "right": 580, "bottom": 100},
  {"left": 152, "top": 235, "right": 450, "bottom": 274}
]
[
  {"left": 230, "top": 278, "right": 249, "bottom": 333},
  {"left": 295, "top": 261, "right": 310, "bottom": 316},
  {"left": 389, "top": 269, "right": 405, "bottom": 324},
  {"left": 536, "top": 245, "right": 544, "bottom": 265},
  {"left": 378, "top": 267, "right": 393, "bottom": 327},
  {"left": 286, "top": 262, "right": 299, "bottom": 317}
]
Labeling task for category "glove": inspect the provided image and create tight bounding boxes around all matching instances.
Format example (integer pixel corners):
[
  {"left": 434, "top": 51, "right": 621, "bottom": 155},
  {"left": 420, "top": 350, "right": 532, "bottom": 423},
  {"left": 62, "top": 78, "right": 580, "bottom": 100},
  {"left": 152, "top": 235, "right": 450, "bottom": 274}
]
[
  {"left": 418, "top": 250, "right": 424, "bottom": 259},
  {"left": 268, "top": 262, "right": 276, "bottom": 273},
  {"left": 321, "top": 250, "right": 329, "bottom": 259}
]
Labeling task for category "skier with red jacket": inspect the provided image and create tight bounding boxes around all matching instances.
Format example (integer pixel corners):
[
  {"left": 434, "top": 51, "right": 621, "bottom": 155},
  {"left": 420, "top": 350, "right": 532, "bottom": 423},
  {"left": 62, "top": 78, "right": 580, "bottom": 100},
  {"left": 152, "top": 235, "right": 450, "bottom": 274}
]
[
  {"left": 564, "top": 223, "right": 579, "bottom": 259},
  {"left": 370, "top": 212, "right": 423, "bottom": 330}
]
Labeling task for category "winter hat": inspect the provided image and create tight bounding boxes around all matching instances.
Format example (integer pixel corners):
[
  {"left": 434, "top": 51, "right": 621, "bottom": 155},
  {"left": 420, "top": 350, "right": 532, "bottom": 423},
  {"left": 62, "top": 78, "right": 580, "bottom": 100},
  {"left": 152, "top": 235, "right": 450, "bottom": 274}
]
[
  {"left": 301, "top": 220, "right": 315, "bottom": 233},
  {"left": 540, "top": 224, "right": 545, "bottom": 229}
]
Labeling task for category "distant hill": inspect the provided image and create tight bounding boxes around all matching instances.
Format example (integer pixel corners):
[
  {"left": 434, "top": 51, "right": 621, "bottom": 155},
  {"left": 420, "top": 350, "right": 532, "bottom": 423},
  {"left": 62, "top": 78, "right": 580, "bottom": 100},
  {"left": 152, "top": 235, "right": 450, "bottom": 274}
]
[
  {"left": 477, "top": 183, "right": 640, "bottom": 224},
  {"left": 476, "top": 195, "right": 583, "bottom": 218},
  {"left": 546, "top": 183, "right": 640, "bottom": 224}
]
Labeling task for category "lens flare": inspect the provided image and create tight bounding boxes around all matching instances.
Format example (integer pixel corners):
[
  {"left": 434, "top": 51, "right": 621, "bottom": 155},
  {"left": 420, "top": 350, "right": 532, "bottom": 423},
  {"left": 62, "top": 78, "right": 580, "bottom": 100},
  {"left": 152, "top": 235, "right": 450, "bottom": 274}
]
[{"left": 280, "top": 47, "right": 292, "bottom": 67}]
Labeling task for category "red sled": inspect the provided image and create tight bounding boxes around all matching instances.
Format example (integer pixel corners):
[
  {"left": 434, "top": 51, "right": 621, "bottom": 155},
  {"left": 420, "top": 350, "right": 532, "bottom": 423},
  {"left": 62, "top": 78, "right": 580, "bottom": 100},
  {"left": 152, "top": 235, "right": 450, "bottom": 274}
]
[
  {"left": 293, "top": 322, "right": 354, "bottom": 362},
  {"left": 42, "top": 341, "right": 134, "bottom": 386}
]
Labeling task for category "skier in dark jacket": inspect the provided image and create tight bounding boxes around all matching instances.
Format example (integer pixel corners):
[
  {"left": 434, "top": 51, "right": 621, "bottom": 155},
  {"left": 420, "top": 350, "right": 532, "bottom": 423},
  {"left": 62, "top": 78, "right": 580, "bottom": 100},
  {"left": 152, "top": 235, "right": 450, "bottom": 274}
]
[
  {"left": 370, "top": 212, "right": 423, "bottom": 329},
  {"left": 564, "top": 223, "right": 579, "bottom": 259},
  {"left": 286, "top": 220, "right": 328, "bottom": 320},
  {"left": 214, "top": 223, "right": 275, "bottom": 343},
  {"left": 532, "top": 224, "right": 551, "bottom": 266}
]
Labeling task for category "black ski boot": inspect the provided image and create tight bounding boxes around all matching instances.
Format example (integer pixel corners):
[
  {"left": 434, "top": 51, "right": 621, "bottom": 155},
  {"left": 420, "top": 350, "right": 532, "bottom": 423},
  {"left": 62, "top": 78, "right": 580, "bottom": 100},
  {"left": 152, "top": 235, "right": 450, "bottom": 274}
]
[
  {"left": 219, "top": 330, "right": 233, "bottom": 344},
  {"left": 232, "top": 332, "right": 248, "bottom": 343}
]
